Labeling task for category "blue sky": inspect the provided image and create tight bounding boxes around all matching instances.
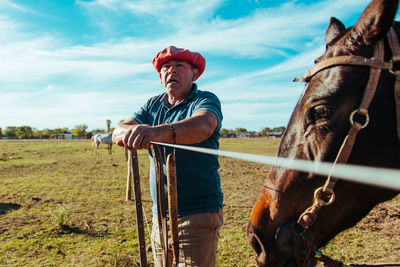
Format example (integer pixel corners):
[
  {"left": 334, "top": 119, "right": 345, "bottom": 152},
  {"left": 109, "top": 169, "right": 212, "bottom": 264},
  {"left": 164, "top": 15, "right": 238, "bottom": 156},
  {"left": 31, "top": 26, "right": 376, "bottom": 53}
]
[{"left": 0, "top": 0, "right": 395, "bottom": 132}]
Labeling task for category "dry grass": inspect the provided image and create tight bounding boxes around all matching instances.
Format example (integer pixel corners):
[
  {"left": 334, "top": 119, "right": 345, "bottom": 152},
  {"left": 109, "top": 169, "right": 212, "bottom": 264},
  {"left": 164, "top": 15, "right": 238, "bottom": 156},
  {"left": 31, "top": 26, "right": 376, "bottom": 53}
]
[{"left": 0, "top": 138, "right": 398, "bottom": 266}]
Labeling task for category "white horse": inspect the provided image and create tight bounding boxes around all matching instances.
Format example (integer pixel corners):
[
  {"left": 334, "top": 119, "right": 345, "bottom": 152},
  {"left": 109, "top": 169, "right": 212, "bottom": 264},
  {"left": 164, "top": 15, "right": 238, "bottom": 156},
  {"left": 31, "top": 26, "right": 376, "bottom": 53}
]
[{"left": 91, "top": 132, "right": 113, "bottom": 155}]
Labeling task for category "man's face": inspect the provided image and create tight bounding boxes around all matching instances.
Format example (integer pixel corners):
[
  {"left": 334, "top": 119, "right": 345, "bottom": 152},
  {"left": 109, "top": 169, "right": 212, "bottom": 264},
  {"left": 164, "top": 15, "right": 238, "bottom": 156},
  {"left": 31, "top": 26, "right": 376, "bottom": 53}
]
[{"left": 160, "top": 59, "right": 199, "bottom": 98}]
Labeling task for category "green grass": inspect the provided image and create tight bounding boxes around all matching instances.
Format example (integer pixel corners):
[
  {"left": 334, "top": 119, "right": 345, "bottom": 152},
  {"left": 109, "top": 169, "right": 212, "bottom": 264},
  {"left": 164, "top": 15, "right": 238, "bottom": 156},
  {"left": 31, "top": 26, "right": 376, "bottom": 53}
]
[{"left": 0, "top": 139, "right": 399, "bottom": 266}]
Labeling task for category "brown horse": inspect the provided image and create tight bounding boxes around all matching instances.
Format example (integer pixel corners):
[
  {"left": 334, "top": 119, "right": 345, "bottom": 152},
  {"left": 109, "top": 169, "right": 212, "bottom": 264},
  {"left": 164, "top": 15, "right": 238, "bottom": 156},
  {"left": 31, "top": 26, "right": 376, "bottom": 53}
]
[{"left": 247, "top": 0, "right": 400, "bottom": 266}]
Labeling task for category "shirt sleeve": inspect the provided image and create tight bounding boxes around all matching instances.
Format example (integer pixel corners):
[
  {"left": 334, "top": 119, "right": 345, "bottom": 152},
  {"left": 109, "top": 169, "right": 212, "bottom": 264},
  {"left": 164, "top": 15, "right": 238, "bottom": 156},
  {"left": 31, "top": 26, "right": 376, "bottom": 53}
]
[
  {"left": 132, "top": 100, "right": 150, "bottom": 125},
  {"left": 193, "top": 92, "right": 223, "bottom": 131}
]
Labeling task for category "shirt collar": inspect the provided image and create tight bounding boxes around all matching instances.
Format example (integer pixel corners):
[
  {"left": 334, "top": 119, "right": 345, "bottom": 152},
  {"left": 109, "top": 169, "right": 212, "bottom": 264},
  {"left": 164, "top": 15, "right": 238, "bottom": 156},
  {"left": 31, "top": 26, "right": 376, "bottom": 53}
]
[{"left": 161, "top": 83, "right": 199, "bottom": 108}]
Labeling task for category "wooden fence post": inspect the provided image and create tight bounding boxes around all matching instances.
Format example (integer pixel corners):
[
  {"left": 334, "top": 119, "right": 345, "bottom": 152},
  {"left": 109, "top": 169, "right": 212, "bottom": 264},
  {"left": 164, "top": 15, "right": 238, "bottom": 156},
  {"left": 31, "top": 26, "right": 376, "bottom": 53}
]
[
  {"left": 130, "top": 149, "right": 147, "bottom": 266},
  {"left": 125, "top": 147, "right": 133, "bottom": 201},
  {"left": 166, "top": 152, "right": 179, "bottom": 264},
  {"left": 151, "top": 144, "right": 168, "bottom": 266}
]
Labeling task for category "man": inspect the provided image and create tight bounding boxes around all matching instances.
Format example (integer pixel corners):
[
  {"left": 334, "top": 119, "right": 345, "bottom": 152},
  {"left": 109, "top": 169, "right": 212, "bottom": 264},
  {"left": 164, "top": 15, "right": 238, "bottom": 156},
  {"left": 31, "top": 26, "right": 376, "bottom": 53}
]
[{"left": 112, "top": 45, "right": 223, "bottom": 266}]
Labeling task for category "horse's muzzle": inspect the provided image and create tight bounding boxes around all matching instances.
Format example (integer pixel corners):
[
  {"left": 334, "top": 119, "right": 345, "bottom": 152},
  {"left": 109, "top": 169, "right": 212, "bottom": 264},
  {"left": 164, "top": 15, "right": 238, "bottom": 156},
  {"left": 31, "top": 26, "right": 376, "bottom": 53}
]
[
  {"left": 248, "top": 220, "right": 316, "bottom": 267},
  {"left": 247, "top": 223, "right": 297, "bottom": 267},
  {"left": 275, "top": 220, "right": 317, "bottom": 267}
]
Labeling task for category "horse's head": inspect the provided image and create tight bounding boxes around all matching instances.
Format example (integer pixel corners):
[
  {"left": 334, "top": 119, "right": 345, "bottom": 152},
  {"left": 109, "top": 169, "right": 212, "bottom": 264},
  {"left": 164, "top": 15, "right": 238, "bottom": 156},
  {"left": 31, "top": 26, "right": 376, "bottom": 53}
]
[{"left": 248, "top": 0, "right": 400, "bottom": 266}]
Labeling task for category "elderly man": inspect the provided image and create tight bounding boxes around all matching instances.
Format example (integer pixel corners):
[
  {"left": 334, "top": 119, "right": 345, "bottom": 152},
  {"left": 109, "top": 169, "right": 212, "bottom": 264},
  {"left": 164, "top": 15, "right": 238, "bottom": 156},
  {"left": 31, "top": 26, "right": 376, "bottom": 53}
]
[{"left": 113, "top": 45, "right": 223, "bottom": 266}]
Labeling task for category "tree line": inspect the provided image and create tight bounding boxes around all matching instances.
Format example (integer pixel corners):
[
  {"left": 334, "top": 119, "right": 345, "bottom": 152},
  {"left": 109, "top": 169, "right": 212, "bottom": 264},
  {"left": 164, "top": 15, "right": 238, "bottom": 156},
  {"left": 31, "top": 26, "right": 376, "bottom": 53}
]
[
  {"left": 0, "top": 124, "right": 286, "bottom": 139},
  {"left": 220, "top": 126, "right": 286, "bottom": 137},
  {"left": 0, "top": 125, "right": 113, "bottom": 139}
]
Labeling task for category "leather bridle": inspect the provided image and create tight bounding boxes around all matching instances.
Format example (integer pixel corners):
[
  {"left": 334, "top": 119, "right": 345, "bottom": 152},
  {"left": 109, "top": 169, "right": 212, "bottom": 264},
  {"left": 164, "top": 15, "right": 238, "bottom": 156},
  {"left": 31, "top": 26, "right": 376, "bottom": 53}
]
[{"left": 278, "top": 28, "right": 400, "bottom": 266}]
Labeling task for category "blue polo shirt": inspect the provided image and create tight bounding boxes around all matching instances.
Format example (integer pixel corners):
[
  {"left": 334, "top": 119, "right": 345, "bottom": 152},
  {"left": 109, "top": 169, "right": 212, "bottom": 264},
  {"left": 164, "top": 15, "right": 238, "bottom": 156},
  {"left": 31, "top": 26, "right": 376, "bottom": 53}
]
[{"left": 133, "top": 84, "right": 223, "bottom": 216}]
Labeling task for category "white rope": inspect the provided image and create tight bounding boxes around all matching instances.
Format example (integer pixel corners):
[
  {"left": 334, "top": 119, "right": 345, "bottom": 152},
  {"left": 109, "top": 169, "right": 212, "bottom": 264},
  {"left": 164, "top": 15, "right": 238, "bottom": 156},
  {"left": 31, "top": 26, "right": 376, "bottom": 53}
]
[
  {"left": 151, "top": 142, "right": 400, "bottom": 191},
  {"left": 142, "top": 206, "right": 162, "bottom": 267}
]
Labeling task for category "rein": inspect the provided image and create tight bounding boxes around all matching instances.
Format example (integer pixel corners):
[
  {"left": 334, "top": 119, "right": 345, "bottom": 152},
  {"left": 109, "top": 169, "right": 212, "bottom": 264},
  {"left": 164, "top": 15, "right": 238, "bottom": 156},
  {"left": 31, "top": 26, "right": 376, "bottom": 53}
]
[{"left": 290, "top": 29, "right": 400, "bottom": 266}]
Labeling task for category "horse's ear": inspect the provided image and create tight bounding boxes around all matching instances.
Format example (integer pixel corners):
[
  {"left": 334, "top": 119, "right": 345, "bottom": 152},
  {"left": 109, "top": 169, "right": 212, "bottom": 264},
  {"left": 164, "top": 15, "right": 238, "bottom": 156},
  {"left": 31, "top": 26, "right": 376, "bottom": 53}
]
[
  {"left": 349, "top": 0, "right": 399, "bottom": 46},
  {"left": 325, "top": 17, "right": 346, "bottom": 45}
]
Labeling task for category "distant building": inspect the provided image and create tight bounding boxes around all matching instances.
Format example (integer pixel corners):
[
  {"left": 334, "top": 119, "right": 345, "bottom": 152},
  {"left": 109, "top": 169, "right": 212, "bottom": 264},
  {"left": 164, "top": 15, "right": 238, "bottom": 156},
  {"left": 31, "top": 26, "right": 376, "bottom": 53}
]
[
  {"left": 221, "top": 133, "right": 237, "bottom": 138},
  {"left": 237, "top": 132, "right": 259, "bottom": 138},
  {"left": 268, "top": 130, "right": 284, "bottom": 138},
  {"left": 57, "top": 131, "right": 74, "bottom": 139}
]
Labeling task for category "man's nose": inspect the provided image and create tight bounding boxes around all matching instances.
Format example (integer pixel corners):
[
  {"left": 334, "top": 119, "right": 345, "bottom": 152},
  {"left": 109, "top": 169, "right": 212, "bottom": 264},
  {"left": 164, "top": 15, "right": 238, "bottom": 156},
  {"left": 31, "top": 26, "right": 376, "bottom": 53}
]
[{"left": 167, "top": 65, "right": 178, "bottom": 74}]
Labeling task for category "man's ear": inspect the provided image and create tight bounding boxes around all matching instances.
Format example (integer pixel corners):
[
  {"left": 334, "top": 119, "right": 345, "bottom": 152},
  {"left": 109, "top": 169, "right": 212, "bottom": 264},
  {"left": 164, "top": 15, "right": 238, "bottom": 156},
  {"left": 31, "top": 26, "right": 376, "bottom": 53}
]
[{"left": 192, "top": 68, "right": 199, "bottom": 81}]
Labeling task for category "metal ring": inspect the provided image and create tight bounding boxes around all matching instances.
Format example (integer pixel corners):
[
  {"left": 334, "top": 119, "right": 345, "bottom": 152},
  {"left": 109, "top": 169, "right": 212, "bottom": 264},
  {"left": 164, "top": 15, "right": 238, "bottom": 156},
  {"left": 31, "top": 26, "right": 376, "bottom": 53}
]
[
  {"left": 313, "top": 187, "right": 335, "bottom": 206},
  {"left": 349, "top": 109, "right": 369, "bottom": 129}
]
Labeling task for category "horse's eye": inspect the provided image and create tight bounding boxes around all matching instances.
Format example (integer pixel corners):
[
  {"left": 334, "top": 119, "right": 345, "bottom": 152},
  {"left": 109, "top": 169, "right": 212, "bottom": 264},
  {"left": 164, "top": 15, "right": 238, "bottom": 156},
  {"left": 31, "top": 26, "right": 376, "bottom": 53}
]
[
  {"left": 306, "top": 105, "right": 332, "bottom": 126},
  {"left": 314, "top": 106, "right": 331, "bottom": 119}
]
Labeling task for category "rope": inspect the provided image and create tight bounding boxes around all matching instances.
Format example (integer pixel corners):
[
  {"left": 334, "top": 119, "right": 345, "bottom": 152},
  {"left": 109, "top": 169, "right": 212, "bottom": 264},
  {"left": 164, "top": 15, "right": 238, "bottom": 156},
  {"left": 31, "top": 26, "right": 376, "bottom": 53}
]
[
  {"left": 150, "top": 142, "right": 400, "bottom": 191},
  {"left": 142, "top": 206, "right": 162, "bottom": 267}
]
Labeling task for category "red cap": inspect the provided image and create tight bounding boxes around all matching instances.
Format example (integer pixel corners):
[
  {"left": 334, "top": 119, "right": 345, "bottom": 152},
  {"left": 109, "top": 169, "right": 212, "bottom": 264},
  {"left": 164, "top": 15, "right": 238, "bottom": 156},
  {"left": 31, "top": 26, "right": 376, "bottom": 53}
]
[{"left": 152, "top": 46, "right": 206, "bottom": 80}]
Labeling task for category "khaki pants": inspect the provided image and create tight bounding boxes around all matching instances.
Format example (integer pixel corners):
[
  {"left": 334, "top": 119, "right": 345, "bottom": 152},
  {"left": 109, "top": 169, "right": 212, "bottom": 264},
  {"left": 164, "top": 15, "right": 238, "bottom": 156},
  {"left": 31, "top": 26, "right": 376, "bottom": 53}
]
[{"left": 151, "top": 208, "right": 223, "bottom": 267}]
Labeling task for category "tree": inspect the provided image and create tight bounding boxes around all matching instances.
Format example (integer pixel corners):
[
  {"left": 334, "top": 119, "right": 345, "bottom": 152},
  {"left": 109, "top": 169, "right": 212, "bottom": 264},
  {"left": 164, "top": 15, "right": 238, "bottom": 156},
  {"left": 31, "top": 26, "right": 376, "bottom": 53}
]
[
  {"left": 72, "top": 124, "right": 88, "bottom": 138},
  {"left": 106, "top": 119, "right": 111, "bottom": 132},
  {"left": 0, "top": 127, "right": 2, "bottom": 138},
  {"left": 92, "top": 128, "right": 106, "bottom": 133},
  {"left": 272, "top": 126, "right": 286, "bottom": 132},
  {"left": 220, "top": 128, "right": 230, "bottom": 135},
  {"left": 43, "top": 128, "right": 57, "bottom": 138},
  {"left": 15, "top": 126, "right": 33, "bottom": 139},
  {"left": 33, "top": 129, "right": 47, "bottom": 138},
  {"left": 260, "top": 127, "right": 271, "bottom": 137},
  {"left": 5, "top": 126, "right": 17, "bottom": 138},
  {"left": 235, "top": 127, "right": 247, "bottom": 135}
]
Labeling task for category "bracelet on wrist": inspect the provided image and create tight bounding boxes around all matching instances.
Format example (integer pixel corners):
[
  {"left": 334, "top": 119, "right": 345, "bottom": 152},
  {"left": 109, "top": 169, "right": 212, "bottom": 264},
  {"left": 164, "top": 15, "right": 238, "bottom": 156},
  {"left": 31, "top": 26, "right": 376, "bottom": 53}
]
[{"left": 167, "top": 123, "right": 176, "bottom": 144}]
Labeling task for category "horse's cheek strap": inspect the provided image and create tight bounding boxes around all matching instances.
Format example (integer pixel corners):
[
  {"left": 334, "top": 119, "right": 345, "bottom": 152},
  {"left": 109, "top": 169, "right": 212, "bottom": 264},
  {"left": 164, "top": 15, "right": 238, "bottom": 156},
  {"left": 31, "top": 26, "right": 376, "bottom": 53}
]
[{"left": 387, "top": 28, "right": 400, "bottom": 141}]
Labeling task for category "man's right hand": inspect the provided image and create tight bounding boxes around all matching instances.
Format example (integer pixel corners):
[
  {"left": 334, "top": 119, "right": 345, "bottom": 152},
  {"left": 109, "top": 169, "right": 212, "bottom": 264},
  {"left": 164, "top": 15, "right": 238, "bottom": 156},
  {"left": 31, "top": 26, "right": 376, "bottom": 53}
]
[{"left": 112, "top": 118, "right": 170, "bottom": 150}]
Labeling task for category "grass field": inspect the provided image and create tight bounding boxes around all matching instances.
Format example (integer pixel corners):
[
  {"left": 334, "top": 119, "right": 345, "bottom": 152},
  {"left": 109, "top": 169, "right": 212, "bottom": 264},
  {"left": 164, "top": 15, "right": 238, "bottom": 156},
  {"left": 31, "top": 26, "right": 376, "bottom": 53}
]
[{"left": 0, "top": 138, "right": 399, "bottom": 266}]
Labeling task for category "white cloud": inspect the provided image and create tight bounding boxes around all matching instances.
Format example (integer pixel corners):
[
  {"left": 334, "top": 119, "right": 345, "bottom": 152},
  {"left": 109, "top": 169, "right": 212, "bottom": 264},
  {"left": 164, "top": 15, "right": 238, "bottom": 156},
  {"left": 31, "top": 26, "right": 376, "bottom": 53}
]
[
  {"left": 77, "top": 0, "right": 224, "bottom": 26},
  {"left": 75, "top": 0, "right": 371, "bottom": 58},
  {"left": 0, "top": 0, "right": 33, "bottom": 13},
  {"left": 0, "top": 0, "right": 370, "bottom": 85},
  {"left": 0, "top": 87, "right": 156, "bottom": 129},
  {"left": 0, "top": 0, "right": 382, "bottom": 130},
  {"left": 0, "top": 37, "right": 157, "bottom": 83}
]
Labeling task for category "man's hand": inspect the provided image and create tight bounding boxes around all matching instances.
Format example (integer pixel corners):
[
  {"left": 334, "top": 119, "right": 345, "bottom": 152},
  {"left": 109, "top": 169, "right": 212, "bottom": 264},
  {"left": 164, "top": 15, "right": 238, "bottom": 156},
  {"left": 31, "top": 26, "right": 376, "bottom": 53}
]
[
  {"left": 112, "top": 118, "right": 151, "bottom": 150},
  {"left": 122, "top": 124, "right": 156, "bottom": 150},
  {"left": 113, "top": 118, "right": 170, "bottom": 150}
]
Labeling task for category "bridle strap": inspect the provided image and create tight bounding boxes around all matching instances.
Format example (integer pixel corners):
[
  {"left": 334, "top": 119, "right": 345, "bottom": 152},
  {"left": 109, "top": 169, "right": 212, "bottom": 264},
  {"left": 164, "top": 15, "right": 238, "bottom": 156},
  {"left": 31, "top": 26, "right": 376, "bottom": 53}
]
[
  {"left": 295, "top": 28, "right": 400, "bottom": 140},
  {"left": 289, "top": 28, "right": 400, "bottom": 266},
  {"left": 293, "top": 55, "right": 392, "bottom": 82},
  {"left": 323, "top": 39, "right": 385, "bottom": 192},
  {"left": 387, "top": 28, "right": 400, "bottom": 140},
  {"left": 297, "top": 38, "right": 385, "bottom": 229}
]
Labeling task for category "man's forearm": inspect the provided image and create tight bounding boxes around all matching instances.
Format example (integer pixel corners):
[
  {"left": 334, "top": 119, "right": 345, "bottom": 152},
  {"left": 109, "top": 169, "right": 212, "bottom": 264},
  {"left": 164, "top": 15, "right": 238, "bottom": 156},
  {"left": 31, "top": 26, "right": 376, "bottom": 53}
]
[
  {"left": 171, "top": 110, "right": 218, "bottom": 144},
  {"left": 112, "top": 110, "right": 218, "bottom": 149}
]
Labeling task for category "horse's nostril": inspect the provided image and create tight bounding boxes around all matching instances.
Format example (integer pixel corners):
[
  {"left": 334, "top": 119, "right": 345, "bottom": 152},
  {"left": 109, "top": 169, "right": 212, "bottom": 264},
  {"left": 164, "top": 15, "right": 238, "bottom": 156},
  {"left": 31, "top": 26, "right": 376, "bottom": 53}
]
[
  {"left": 249, "top": 233, "right": 262, "bottom": 255},
  {"left": 248, "top": 229, "right": 269, "bottom": 265}
]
